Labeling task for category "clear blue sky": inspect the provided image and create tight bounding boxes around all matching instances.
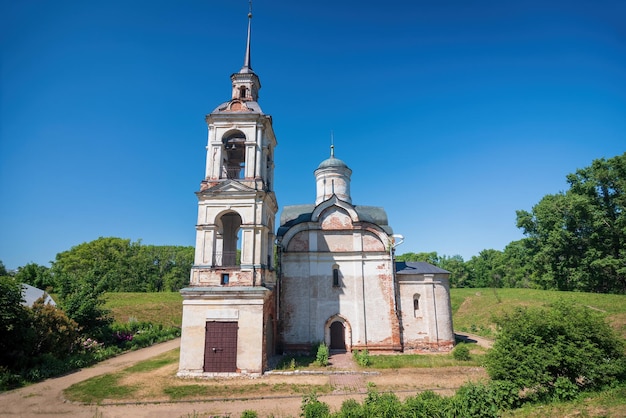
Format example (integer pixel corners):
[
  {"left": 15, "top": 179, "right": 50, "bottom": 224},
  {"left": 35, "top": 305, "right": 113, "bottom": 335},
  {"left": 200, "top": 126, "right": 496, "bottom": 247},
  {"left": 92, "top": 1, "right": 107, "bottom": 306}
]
[{"left": 1, "top": 1, "right": 625, "bottom": 270}]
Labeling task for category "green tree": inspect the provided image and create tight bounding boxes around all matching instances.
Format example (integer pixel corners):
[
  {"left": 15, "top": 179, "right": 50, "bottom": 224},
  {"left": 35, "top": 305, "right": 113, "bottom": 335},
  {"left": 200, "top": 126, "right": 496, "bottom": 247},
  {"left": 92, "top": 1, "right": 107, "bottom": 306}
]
[
  {"left": 517, "top": 153, "right": 626, "bottom": 293},
  {"left": 52, "top": 237, "right": 140, "bottom": 292},
  {"left": 14, "top": 263, "right": 54, "bottom": 291},
  {"left": 0, "top": 276, "right": 30, "bottom": 367},
  {"left": 439, "top": 254, "right": 470, "bottom": 287},
  {"left": 396, "top": 251, "right": 440, "bottom": 264},
  {"left": 60, "top": 275, "right": 112, "bottom": 341},
  {"left": 0, "top": 260, "right": 8, "bottom": 276},
  {"left": 52, "top": 237, "right": 194, "bottom": 293},
  {"left": 466, "top": 249, "right": 505, "bottom": 288},
  {"left": 500, "top": 240, "right": 534, "bottom": 288},
  {"left": 485, "top": 300, "right": 626, "bottom": 400}
]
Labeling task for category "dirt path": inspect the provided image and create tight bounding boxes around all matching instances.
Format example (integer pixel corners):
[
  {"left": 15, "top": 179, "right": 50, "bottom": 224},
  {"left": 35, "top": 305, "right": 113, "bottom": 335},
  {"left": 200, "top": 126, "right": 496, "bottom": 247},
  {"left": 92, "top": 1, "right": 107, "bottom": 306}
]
[
  {"left": 454, "top": 332, "right": 494, "bottom": 349},
  {"left": 0, "top": 339, "right": 181, "bottom": 418},
  {"left": 0, "top": 336, "right": 492, "bottom": 418}
]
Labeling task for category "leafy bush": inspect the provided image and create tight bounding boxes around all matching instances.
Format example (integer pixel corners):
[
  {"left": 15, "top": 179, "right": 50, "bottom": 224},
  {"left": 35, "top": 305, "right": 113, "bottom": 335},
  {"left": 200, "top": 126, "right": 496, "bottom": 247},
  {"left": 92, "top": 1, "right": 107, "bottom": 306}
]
[
  {"left": 485, "top": 300, "right": 626, "bottom": 399},
  {"left": 315, "top": 343, "right": 329, "bottom": 367},
  {"left": 301, "top": 392, "right": 330, "bottom": 418},
  {"left": 552, "top": 376, "right": 579, "bottom": 402},
  {"left": 108, "top": 321, "right": 180, "bottom": 350},
  {"left": 60, "top": 279, "right": 112, "bottom": 341},
  {"left": 240, "top": 410, "right": 258, "bottom": 418},
  {"left": 403, "top": 390, "right": 451, "bottom": 417},
  {"left": 451, "top": 381, "right": 500, "bottom": 418},
  {"left": 363, "top": 385, "right": 403, "bottom": 418},
  {"left": 352, "top": 349, "right": 371, "bottom": 367},
  {"left": 452, "top": 343, "right": 471, "bottom": 361},
  {"left": 337, "top": 398, "right": 363, "bottom": 417}
]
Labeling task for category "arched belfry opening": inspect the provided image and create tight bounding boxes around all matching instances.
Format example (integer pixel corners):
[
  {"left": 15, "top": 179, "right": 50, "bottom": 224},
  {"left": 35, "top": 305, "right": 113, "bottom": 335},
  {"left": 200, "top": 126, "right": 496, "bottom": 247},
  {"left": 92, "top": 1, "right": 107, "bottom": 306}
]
[
  {"left": 222, "top": 131, "right": 246, "bottom": 179},
  {"left": 216, "top": 212, "right": 242, "bottom": 267}
]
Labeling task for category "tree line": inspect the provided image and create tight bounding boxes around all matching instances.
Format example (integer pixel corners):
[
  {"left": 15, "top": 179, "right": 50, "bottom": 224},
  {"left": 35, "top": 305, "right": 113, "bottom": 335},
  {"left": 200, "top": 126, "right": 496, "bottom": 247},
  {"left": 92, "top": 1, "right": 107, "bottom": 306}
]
[
  {"left": 398, "top": 152, "right": 626, "bottom": 294},
  {"left": 6, "top": 238, "right": 194, "bottom": 294}
]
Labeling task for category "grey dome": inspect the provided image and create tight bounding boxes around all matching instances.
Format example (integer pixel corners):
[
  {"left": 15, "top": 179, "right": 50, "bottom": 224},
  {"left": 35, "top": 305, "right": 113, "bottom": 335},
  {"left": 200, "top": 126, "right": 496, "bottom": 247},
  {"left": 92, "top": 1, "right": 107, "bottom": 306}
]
[{"left": 316, "top": 156, "right": 349, "bottom": 170}]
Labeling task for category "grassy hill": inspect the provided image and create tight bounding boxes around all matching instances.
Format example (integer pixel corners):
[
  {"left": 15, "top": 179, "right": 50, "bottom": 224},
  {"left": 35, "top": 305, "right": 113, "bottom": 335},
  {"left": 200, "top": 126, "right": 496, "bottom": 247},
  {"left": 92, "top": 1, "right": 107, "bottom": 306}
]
[
  {"left": 450, "top": 288, "right": 626, "bottom": 339},
  {"left": 104, "top": 292, "right": 183, "bottom": 327},
  {"left": 104, "top": 288, "right": 626, "bottom": 338}
]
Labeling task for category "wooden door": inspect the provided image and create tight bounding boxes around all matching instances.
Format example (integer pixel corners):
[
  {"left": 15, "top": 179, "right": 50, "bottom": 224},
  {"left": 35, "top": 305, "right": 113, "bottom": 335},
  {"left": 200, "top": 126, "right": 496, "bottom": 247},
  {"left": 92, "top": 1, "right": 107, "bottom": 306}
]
[
  {"left": 204, "top": 321, "right": 238, "bottom": 372},
  {"left": 330, "top": 321, "right": 346, "bottom": 350}
]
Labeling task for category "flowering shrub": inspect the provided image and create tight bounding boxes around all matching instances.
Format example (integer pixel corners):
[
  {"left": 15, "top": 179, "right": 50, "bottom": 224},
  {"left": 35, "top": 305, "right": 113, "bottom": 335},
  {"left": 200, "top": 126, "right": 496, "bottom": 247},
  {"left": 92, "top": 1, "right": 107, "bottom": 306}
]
[
  {"left": 81, "top": 338, "right": 103, "bottom": 351},
  {"left": 113, "top": 331, "right": 133, "bottom": 343}
]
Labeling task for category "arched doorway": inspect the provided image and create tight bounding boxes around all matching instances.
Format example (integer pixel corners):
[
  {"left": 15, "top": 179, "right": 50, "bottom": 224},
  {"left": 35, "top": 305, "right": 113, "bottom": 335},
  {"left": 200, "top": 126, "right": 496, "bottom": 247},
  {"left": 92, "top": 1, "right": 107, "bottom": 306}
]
[
  {"left": 325, "top": 315, "right": 352, "bottom": 351},
  {"left": 329, "top": 321, "right": 346, "bottom": 351}
]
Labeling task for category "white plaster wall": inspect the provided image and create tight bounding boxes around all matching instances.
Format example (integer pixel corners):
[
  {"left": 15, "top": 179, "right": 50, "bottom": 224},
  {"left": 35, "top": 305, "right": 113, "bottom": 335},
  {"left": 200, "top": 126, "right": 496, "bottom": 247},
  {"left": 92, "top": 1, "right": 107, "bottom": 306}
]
[
  {"left": 280, "top": 249, "right": 397, "bottom": 350},
  {"left": 178, "top": 294, "right": 268, "bottom": 375},
  {"left": 398, "top": 274, "right": 454, "bottom": 349}
]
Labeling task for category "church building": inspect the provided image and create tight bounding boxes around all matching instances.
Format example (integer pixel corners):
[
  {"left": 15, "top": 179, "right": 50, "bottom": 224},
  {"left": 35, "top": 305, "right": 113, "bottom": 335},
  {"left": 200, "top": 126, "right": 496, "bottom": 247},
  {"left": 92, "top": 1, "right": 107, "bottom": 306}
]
[{"left": 178, "top": 10, "right": 454, "bottom": 377}]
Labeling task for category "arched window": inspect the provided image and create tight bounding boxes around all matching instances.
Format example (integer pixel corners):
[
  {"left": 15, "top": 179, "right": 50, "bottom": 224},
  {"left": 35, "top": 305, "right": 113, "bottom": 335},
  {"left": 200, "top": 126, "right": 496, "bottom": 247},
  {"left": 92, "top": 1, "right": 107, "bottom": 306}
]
[
  {"left": 222, "top": 131, "right": 246, "bottom": 179},
  {"left": 413, "top": 294, "right": 420, "bottom": 317},
  {"left": 239, "top": 86, "right": 247, "bottom": 99},
  {"left": 332, "top": 265, "right": 340, "bottom": 287}
]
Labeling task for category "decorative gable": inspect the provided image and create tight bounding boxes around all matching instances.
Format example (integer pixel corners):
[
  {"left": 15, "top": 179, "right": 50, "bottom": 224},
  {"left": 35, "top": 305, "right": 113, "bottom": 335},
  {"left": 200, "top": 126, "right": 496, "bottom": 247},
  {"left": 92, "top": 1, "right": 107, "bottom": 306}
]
[
  {"left": 199, "top": 180, "right": 255, "bottom": 195},
  {"left": 320, "top": 207, "right": 353, "bottom": 230}
]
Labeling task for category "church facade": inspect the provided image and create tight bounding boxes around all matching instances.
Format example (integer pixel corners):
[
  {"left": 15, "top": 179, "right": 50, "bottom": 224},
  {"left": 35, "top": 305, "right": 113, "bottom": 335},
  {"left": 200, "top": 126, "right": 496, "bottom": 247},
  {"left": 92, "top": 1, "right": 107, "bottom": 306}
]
[{"left": 178, "top": 12, "right": 454, "bottom": 377}]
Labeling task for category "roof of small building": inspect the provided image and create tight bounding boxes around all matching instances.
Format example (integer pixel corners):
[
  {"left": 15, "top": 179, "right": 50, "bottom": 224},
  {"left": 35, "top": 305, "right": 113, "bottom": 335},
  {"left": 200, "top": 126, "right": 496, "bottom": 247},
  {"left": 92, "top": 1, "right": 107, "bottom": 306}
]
[
  {"left": 278, "top": 203, "right": 392, "bottom": 237},
  {"left": 395, "top": 261, "right": 450, "bottom": 275},
  {"left": 21, "top": 283, "right": 56, "bottom": 307}
]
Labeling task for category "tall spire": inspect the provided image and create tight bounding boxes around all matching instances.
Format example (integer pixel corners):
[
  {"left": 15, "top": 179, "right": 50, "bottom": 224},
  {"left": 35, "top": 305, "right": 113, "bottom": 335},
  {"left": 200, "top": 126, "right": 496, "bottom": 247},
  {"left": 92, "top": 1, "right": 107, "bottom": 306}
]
[
  {"left": 240, "top": 0, "right": 253, "bottom": 74},
  {"left": 330, "top": 131, "right": 335, "bottom": 157},
  {"left": 230, "top": 1, "right": 260, "bottom": 101}
]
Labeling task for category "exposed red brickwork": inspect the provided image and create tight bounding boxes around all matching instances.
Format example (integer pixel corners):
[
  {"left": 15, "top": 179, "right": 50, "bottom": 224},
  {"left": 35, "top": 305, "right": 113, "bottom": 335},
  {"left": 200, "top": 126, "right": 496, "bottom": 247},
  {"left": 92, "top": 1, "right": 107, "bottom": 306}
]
[
  {"left": 191, "top": 268, "right": 254, "bottom": 286},
  {"left": 403, "top": 340, "right": 455, "bottom": 353},
  {"left": 321, "top": 210, "right": 352, "bottom": 230},
  {"left": 287, "top": 231, "right": 308, "bottom": 251},
  {"left": 376, "top": 266, "right": 402, "bottom": 348},
  {"left": 362, "top": 233, "right": 385, "bottom": 251},
  {"left": 262, "top": 290, "right": 277, "bottom": 370}
]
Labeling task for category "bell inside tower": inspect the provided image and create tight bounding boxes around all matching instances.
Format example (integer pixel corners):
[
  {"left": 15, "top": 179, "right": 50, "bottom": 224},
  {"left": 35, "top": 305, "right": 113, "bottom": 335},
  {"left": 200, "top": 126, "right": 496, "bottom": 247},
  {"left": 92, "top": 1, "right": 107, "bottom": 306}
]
[{"left": 222, "top": 131, "right": 246, "bottom": 179}]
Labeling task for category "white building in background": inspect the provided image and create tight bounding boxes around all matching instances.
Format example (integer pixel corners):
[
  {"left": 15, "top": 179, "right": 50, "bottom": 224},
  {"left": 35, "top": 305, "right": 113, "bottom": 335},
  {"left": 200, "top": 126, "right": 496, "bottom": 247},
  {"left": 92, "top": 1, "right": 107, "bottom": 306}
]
[{"left": 178, "top": 10, "right": 454, "bottom": 377}]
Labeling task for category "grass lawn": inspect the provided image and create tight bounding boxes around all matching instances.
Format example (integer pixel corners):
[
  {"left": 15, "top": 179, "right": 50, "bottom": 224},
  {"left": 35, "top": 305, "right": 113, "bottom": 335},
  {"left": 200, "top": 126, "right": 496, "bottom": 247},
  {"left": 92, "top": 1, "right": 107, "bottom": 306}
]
[
  {"left": 104, "top": 292, "right": 183, "bottom": 327},
  {"left": 450, "top": 288, "right": 626, "bottom": 338}
]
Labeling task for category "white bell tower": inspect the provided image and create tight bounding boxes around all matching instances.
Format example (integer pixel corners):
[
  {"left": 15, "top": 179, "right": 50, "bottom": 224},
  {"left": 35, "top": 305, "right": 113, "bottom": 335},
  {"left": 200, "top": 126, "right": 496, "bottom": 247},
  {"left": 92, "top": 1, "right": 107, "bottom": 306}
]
[
  {"left": 179, "top": 5, "right": 278, "bottom": 377},
  {"left": 192, "top": 7, "right": 277, "bottom": 287}
]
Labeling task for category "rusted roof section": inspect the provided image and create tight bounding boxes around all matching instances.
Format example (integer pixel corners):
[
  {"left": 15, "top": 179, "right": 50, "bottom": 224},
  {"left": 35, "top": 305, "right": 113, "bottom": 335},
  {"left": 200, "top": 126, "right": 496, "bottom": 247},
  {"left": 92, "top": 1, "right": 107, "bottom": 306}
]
[
  {"left": 395, "top": 261, "right": 450, "bottom": 275},
  {"left": 210, "top": 100, "right": 265, "bottom": 115}
]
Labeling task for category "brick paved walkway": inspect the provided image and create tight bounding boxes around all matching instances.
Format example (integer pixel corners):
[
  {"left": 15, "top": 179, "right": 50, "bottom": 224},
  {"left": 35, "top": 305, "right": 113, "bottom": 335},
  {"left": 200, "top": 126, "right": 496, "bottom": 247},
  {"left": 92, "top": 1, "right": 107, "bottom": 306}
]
[
  {"left": 328, "top": 350, "right": 356, "bottom": 370},
  {"left": 328, "top": 351, "right": 368, "bottom": 393}
]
